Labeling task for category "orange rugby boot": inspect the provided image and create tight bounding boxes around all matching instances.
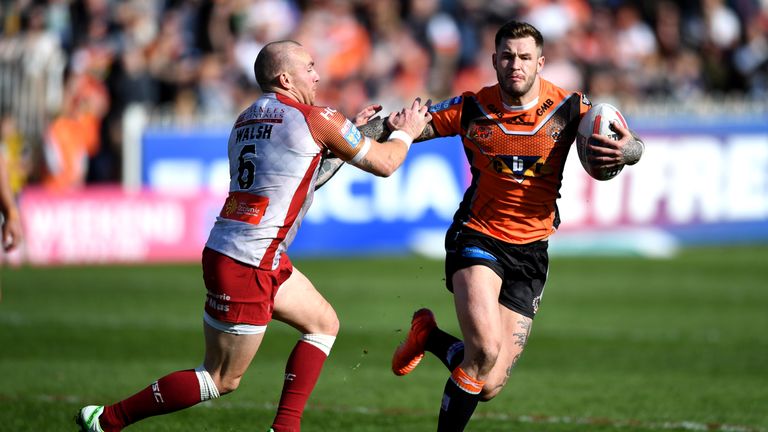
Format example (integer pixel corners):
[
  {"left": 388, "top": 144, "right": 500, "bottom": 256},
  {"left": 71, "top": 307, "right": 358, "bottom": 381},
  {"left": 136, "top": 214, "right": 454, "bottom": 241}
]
[{"left": 392, "top": 308, "right": 437, "bottom": 376}]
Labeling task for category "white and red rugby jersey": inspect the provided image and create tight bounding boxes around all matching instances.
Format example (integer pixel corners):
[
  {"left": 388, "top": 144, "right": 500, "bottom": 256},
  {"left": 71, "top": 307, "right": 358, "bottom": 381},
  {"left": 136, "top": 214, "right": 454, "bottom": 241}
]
[{"left": 205, "top": 93, "right": 369, "bottom": 270}]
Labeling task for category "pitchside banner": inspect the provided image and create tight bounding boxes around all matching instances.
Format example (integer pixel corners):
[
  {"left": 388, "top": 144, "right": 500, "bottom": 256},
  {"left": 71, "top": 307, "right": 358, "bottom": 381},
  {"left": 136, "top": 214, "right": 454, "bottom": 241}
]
[{"left": 14, "top": 121, "right": 768, "bottom": 265}]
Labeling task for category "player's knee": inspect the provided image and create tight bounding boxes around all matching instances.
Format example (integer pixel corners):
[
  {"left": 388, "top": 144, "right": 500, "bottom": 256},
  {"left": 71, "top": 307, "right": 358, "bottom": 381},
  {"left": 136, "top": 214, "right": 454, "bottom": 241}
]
[
  {"left": 216, "top": 374, "right": 243, "bottom": 395},
  {"left": 325, "top": 312, "right": 340, "bottom": 336},
  {"left": 479, "top": 389, "right": 500, "bottom": 402},
  {"left": 207, "top": 368, "right": 243, "bottom": 395},
  {"left": 472, "top": 343, "right": 501, "bottom": 371},
  {"left": 316, "top": 309, "right": 340, "bottom": 336},
  {"left": 479, "top": 379, "right": 506, "bottom": 401}
]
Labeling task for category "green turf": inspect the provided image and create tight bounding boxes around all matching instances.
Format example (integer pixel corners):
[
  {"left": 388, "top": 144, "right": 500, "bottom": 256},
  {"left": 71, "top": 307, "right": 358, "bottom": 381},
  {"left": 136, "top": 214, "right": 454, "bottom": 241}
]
[{"left": 1, "top": 245, "right": 767, "bottom": 431}]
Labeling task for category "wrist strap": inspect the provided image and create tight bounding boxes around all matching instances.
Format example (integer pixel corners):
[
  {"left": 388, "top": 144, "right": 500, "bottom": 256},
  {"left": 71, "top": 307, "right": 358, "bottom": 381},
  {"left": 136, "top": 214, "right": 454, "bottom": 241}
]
[{"left": 388, "top": 130, "right": 413, "bottom": 149}]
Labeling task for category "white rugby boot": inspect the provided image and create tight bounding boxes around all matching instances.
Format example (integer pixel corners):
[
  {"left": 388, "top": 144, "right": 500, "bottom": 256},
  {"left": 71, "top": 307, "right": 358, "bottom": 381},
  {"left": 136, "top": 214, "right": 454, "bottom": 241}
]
[{"left": 76, "top": 405, "right": 105, "bottom": 432}]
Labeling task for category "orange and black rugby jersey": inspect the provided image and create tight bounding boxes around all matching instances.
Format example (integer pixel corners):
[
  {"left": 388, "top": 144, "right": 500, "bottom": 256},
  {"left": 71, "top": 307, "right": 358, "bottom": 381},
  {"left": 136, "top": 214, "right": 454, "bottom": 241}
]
[{"left": 429, "top": 78, "right": 591, "bottom": 244}]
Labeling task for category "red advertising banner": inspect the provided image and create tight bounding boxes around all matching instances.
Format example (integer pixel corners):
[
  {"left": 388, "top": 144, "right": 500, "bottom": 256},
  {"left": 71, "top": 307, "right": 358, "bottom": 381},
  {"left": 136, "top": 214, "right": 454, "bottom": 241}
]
[{"left": 17, "top": 186, "right": 223, "bottom": 265}]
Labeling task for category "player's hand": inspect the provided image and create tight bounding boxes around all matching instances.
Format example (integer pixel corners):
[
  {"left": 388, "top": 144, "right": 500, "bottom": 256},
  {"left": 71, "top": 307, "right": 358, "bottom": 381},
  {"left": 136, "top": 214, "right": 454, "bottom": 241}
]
[
  {"left": 587, "top": 120, "right": 632, "bottom": 169},
  {"left": 387, "top": 97, "right": 432, "bottom": 139},
  {"left": 1, "top": 209, "right": 22, "bottom": 252},
  {"left": 354, "top": 104, "right": 383, "bottom": 127}
]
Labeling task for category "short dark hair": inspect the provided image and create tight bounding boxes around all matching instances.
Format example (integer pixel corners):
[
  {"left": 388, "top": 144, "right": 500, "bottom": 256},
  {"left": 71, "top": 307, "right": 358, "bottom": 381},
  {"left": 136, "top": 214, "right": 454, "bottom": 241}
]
[
  {"left": 494, "top": 21, "right": 544, "bottom": 54},
  {"left": 253, "top": 40, "right": 302, "bottom": 90}
]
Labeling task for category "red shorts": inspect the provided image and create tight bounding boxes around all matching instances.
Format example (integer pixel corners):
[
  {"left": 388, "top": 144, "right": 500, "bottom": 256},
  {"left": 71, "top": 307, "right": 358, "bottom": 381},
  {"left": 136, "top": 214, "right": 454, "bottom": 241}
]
[{"left": 201, "top": 247, "right": 293, "bottom": 326}]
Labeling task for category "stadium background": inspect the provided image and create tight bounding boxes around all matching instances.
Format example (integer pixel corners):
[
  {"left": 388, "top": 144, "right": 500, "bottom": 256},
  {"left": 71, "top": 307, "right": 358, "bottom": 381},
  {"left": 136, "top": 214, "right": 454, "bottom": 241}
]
[
  {"left": 2, "top": 0, "right": 767, "bottom": 264},
  {"left": 1, "top": 1, "right": 768, "bottom": 431}
]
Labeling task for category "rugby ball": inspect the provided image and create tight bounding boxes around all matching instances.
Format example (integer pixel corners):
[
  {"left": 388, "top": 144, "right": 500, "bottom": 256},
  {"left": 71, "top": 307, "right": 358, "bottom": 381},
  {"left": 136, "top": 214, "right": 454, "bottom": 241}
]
[{"left": 576, "top": 103, "right": 627, "bottom": 181}]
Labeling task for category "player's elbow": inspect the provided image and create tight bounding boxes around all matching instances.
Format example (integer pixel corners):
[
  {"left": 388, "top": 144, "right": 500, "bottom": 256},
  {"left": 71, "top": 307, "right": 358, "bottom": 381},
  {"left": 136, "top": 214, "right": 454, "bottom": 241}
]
[
  {"left": 372, "top": 162, "right": 399, "bottom": 177},
  {"left": 357, "top": 142, "right": 407, "bottom": 177}
]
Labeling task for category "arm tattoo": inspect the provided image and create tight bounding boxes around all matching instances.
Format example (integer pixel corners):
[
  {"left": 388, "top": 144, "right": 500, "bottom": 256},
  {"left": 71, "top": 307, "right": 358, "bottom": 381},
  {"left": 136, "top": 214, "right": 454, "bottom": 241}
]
[
  {"left": 622, "top": 128, "right": 645, "bottom": 166},
  {"left": 358, "top": 117, "right": 389, "bottom": 141},
  {"left": 355, "top": 157, "right": 378, "bottom": 175},
  {"left": 315, "top": 155, "right": 345, "bottom": 190},
  {"left": 358, "top": 118, "right": 439, "bottom": 143},
  {"left": 415, "top": 122, "right": 438, "bottom": 142}
]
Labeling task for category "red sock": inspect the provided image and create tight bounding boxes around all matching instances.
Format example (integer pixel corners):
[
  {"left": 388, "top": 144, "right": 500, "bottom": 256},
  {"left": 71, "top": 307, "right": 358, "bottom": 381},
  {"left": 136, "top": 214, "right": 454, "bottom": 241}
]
[
  {"left": 100, "top": 369, "right": 202, "bottom": 431},
  {"left": 271, "top": 341, "right": 328, "bottom": 432}
]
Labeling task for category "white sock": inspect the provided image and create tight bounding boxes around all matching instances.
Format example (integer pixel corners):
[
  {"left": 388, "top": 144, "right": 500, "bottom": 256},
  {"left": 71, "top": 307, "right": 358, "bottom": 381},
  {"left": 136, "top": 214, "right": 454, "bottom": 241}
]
[
  {"left": 194, "top": 366, "right": 221, "bottom": 401},
  {"left": 301, "top": 333, "right": 336, "bottom": 356}
]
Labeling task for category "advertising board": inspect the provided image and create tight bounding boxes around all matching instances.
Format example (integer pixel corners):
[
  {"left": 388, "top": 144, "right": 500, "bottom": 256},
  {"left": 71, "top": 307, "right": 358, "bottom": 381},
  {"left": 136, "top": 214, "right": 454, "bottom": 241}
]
[{"left": 14, "top": 121, "right": 768, "bottom": 265}]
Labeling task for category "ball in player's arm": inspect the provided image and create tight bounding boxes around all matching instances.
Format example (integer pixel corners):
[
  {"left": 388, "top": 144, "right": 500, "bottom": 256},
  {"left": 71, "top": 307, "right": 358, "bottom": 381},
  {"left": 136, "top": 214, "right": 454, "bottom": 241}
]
[
  {"left": 75, "top": 40, "right": 431, "bottom": 432},
  {"left": 576, "top": 102, "right": 643, "bottom": 180},
  {"left": 371, "top": 21, "right": 644, "bottom": 431}
]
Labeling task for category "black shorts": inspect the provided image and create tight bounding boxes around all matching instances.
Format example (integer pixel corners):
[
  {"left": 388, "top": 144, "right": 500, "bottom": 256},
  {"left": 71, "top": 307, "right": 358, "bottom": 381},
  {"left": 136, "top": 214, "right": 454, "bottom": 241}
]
[{"left": 444, "top": 226, "right": 549, "bottom": 319}]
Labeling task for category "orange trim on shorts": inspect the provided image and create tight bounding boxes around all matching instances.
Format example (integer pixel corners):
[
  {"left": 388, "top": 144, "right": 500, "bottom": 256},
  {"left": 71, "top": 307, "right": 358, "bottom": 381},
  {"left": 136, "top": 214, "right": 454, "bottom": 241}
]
[
  {"left": 219, "top": 192, "right": 269, "bottom": 225},
  {"left": 450, "top": 367, "right": 485, "bottom": 395}
]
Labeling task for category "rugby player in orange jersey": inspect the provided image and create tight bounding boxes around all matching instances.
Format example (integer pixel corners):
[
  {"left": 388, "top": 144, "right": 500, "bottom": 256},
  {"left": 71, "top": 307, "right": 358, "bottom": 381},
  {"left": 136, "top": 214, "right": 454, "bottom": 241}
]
[{"left": 374, "top": 20, "right": 644, "bottom": 431}]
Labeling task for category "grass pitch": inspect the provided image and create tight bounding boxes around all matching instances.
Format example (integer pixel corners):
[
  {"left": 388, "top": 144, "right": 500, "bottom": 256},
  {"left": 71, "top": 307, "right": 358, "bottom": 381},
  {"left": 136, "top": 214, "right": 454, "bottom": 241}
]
[{"left": 1, "top": 246, "right": 767, "bottom": 431}]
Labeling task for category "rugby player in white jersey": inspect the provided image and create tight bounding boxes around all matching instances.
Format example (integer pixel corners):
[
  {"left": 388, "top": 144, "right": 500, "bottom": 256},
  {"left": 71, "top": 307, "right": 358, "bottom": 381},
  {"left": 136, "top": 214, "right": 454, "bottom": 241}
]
[{"left": 77, "top": 40, "right": 431, "bottom": 432}]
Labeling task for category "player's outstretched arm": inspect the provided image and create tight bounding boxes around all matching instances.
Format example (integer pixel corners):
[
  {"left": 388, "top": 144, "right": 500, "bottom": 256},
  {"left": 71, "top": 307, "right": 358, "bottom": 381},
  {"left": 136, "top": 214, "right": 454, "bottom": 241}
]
[
  {"left": 358, "top": 104, "right": 438, "bottom": 144},
  {"left": 354, "top": 98, "right": 432, "bottom": 177},
  {"left": 315, "top": 103, "right": 386, "bottom": 190},
  {"left": 358, "top": 117, "right": 438, "bottom": 143},
  {"left": 413, "top": 122, "right": 438, "bottom": 143},
  {"left": 358, "top": 117, "right": 389, "bottom": 141}
]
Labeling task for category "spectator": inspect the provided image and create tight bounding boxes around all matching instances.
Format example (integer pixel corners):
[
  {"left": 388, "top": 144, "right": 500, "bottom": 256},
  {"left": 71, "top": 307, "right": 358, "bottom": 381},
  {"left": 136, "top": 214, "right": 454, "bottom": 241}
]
[
  {"left": 0, "top": 148, "right": 22, "bottom": 252},
  {"left": 734, "top": 14, "right": 768, "bottom": 97},
  {"left": 42, "top": 63, "right": 108, "bottom": 191},
  {"left": 0, "top": 115, "right": 29, "bottom": 196},
  {"left": 404, "top": 0, "right": 461, "bottom": 99},
  {"left": 294, "top": 0, "right": 371, "bottom": 112},
  {"left": 233, "top": 0, "right": 299, "bottom": 84}
]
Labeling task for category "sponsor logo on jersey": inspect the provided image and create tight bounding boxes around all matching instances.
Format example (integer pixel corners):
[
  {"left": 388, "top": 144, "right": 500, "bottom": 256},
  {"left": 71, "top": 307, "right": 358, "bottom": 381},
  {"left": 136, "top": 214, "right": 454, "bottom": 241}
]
[
  {"left": 581, "top": 93, "right": 591, "bottom": 107},
  {"left": 256, "top": 106, "right": 285, "bottom": 121},
  {"left": 320, "top": 106, "right": 337, "bottom": 120},
  {"left": 220, "top": 192, "right": 269, "bottom": 225},
  {"left": 258, "top": 106, "right": 285, "bottom": 115},
  {"left": 535, "top": 98, "right": 554, "bottom": 116},
  {"left": 237, "top": 105, "right": 285, "bottom": 124},
  {"left": 429, "top": 96, "right": 462, "bottom": 112},
  {"left": 491, "top": 155, "right": 552, "bottom": 181},
  {"left": 340, "top": 119, "right": 362, "bottom": 148}
]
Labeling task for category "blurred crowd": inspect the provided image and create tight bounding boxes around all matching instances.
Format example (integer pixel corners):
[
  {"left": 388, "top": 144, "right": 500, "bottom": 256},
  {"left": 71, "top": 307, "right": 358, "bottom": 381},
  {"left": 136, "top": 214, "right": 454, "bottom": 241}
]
[{"left": 0, "top": 0, "right": 767, "bottom": 191}]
